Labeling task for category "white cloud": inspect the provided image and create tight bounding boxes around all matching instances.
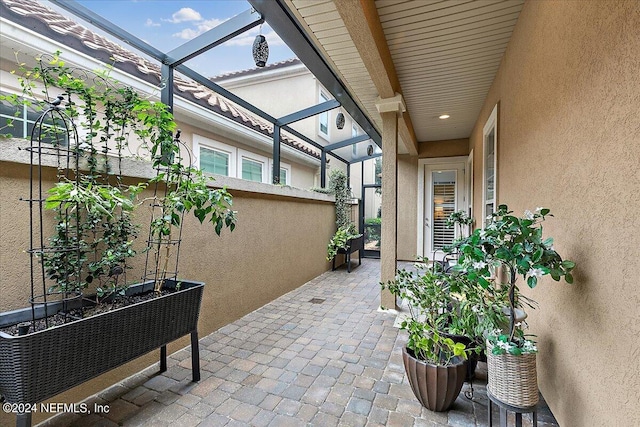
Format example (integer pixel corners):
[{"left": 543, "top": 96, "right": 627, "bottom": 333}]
[
  {"left": 172, "top": 18, "right": 225, "bottom": 40},
  {"left": 172, "top": 28, "right": 201, "bottom": 40},
  {"left": 145, "top": 18, "right": 160, "bottom": 27},
  {"left": 166, "top": 7, "right": 202, "bottom": 23},
  {"left": 172, "top": 19, "right": 224, "bottom": 40}
]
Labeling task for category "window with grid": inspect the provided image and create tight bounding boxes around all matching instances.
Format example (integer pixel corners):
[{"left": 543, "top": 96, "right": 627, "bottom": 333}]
[
  {"left": 1, "top": 91, "right": 68, "bottom": 145},
  {"left": 483, "top": 105, "right": 498, "bottom": 225},
  {"left": 200, "top": 146, "right": 229, "bottom": 176},
  {"left": 319, "top": 91, "right": 329, "bottom": 138},
  {"left": 432, "top": 171, "right": 456, "bottom": 250},
  {"left": 242, "top": 157, "right": 263, "bottom": 182}
]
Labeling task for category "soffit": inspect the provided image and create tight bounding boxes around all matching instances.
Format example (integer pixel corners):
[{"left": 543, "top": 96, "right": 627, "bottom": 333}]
[{"left": 286, "top": 0, "right": 525, "bottom": 143}]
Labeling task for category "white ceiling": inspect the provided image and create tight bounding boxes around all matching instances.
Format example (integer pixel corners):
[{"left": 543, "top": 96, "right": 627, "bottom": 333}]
[{"left": 286, "top": 0, "right": 525, "bottom": 143}]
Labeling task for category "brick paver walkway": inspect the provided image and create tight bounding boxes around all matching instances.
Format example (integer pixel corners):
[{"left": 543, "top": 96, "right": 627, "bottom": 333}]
[{"left": 39, "top": 259, "right": 558, "bottom": 427}]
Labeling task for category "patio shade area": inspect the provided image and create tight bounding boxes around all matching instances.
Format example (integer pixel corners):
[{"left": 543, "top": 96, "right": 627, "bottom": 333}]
[{"left": 37, "top": 259, "right": 557, "bottom": 427}]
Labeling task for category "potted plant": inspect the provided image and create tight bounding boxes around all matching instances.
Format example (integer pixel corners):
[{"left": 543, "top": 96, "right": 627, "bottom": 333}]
[
  {"left": 0, "top": 53, "right": 236, "bottom": 425},
  {"left": 453, "top": 204, "right": 575, "bottom": 407},
  {"left": 325, "top": 169, "right": 362, "bottom": 271},
  {"left": 382, "top": 265, "right": 468, "bottom": 411}
]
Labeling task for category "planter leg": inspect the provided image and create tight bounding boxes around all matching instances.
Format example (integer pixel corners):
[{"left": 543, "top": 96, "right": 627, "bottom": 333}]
[
  {"left": 16, "top": 411, "right": 31, "bottom": 427},
  {"left": 191, "top": 331, "right": 201, "bottom": 382},
  {"left": 160, "top": 345, "right": 167, "bottom": 373},
  {"left": 499, "top": 407, "right": 507, "bottom": 427},
  {"left": 488, "top": 399, "right": 493, "bottom": 426},
  {"left": 347, "top": 252, "right": 351, "bottom": 273}
]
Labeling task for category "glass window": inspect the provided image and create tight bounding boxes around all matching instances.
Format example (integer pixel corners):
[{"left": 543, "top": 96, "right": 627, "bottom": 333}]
[
  {"left": 200, "top": 147, "right": 229, "bottom": 176},
  {"left": 319, "top": 91, "right": 329, "bottom": 137},
  {"left": 242, "top": 157, "right": 263, "bottom": 182},
  {"left": 279, "top": 168, "right": 287, "bottom": 185},
  {"left": 1, "top": 91, "right": 68, "bottom": 145},
  {"left": 483, "top": 105, "right": 498, "bottom": 224},
  {"left": 432, "top": 171, "right": 456, "bottom": 250},
  {"left": 352, "top": 124, "right": 358, "bottom": 156}
]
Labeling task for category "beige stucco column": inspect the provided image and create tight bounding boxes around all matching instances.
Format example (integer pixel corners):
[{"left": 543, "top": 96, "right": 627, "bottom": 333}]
[{"left": 376, "top": 93, "right": 406, "bottom": 310}]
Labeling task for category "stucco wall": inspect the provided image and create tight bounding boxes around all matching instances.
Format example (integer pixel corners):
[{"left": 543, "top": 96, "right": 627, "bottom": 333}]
[
  {"left": 0, "top": 147, "right": 335, "bottom": 425},
  {"left": 397, "top": 154, "right": 418, "bottom": 261},
  {"left": 469, "top": 1, "right": 640, "bottom": 425}
]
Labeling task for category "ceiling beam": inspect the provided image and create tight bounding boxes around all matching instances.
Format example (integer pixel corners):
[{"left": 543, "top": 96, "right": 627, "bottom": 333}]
[{"left": 334, "top": 0, "right": 418, "bottom": 156}]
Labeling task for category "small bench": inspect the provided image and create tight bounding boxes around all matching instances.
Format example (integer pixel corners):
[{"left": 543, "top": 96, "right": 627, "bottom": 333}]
[{"left": 332, "top": 235, "right": 363, "bottom": 273}]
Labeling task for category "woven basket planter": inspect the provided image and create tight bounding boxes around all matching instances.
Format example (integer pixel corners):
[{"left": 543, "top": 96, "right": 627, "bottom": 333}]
[
  {"left": 402, "top": 346, "right": 467, "bottom": 412},
  {"left": 486, "top": 341, "right": 539, "bottom": 408},
  {"left": 0, "top": 279, "right": 203, "bottom": 405}
]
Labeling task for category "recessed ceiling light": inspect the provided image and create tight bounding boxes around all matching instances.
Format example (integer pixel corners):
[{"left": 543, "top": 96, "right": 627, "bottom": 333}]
[{"left": 439, "top": 114, "right": 450, "bottom": 119}]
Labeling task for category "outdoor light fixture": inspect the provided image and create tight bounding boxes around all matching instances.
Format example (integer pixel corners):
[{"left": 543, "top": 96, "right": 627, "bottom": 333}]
[
  {"left": 367, "top": 144, "right": 374, "bottom": 156},
  {"left": 439, "top": 114, "right": 450, "bottom": 119},
  {"left": 252, "top": 26, "right": 269, "bottom": 67},
  {"left": 336, "top": 111, "right": 345, "bottom": 129}
]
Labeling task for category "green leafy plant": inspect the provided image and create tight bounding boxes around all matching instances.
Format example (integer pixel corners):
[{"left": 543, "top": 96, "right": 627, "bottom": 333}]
[
  {"left": 381, "top": 264, "right": 467, "bottom": 366},
  {"left": 326, "top": 169, "right": 361, "bottom": 261},
  {"left": 328, "top": 169, "right": 352, "bottom": 229},
  {"left": 486, "top": 329, "right": 538, "bottom": 356},
  {"left": 12, "top": 51, "right": 238, "bottom": 301},
  {"left": 453, "top": 204, "right": 576, "bottom": 349},
  {"left": 326, "top": 224, "right": 360, "bottom": 261}
]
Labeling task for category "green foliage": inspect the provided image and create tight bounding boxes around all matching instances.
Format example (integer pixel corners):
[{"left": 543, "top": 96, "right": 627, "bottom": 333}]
[
  {"left": 486, "top": 330, "right": 538, "bottom": 355},
  {"left": 381, "top": 264, "right": 469, "bottom": 366},
  {"left": 326, "top": 224, "right": 360, "bottom": 261},
  {"left": 13, "top": 51, "right": 238, "bottom": 300},
  {"left": 43, "top": 180, "right": 145, "bottom": 297},
  {"left": 328, "top": 169, "right": 352, "bottom": 230},
  {"left": 452, "top": 204, "right": 575, "bottom": 345}
]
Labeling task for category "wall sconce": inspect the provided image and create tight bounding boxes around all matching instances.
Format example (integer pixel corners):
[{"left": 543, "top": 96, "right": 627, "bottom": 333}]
[
  {"left": 252, "top": 26, "right": 269, "bottom": 67},
  {"left": 367, "top": 144, "right": 374, "bottom": 156},
  {"left": 336, "top": 111, "right": 345, "bottom": 129}
]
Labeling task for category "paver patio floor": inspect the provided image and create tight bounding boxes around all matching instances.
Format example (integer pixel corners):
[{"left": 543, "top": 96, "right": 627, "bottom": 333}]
[{"left": 39, "top": 259, "right": 558, "bottom": 427}]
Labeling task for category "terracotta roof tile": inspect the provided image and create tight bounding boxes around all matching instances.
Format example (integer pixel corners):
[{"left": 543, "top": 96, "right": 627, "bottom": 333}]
[{"left": 1, "top": 0, "right": 320, "bottom": 160}]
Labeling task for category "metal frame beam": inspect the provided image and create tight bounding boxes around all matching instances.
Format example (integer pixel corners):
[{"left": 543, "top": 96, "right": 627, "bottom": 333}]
[
  {"left": 166, "top": 9, "right": 263, "bottom": 67},
  {"left": 276, "top": 100, "right": 340, "bottom": 126},
  {"left": 352, "top": 152, "right": 382, "bottom": 164},
  {"left": 325, "top": 134, "right": 370, "bottom": 152}
]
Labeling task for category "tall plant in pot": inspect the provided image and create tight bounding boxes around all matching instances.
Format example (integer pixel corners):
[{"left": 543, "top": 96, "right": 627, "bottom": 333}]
[
  {"left": 382, "top": 265, "right": 468, "bottom": 411},
  {"left": 454, "top": 204, "right": 575, "bottom": 407}
]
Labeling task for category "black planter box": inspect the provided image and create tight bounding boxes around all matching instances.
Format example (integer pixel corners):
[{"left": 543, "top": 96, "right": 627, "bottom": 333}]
[
  {"left": 0, "top": 279, "right": 204, "bottom": 405},
  {"left": 332, "top": 234, "right": 363, "bottom": 273}
]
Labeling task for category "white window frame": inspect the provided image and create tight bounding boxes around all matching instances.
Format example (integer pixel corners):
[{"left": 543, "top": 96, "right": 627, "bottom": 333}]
[
  {"left": 192, "top": 134, "right": 236, "bottom": 177},
  {"left": 238, "top": 149, "right": 269, "bottom": 183},
  {"left": 0, "top": 89, "right": 70, "bottom": 144},
  {"left": 482, "top": 104, "right": 498, "bottom": 225},
  {"left": 318, "top": 89, "right": 330, "bottom": 140},
  {"left": 351, "top": 123, "right": 358, "bottom": 156},
  {"left": 268, "top": 159, "right": 291, "bottom": 185}
]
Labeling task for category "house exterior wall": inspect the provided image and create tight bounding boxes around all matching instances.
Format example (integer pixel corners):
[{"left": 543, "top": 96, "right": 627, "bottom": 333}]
[
  {"left": 469, "top": 1, "right": 640, "bottom": 425},
  {"left": 220, "top": 71, "right": 318, "bottom": 138},
  {"left": 0, "top": 144, "right": 335, "bottom": 425}
]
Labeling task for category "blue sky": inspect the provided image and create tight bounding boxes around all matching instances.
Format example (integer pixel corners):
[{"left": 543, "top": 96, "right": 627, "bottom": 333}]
[{"left": 63, "top": 0, "right": 296, "bottom": 77}]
